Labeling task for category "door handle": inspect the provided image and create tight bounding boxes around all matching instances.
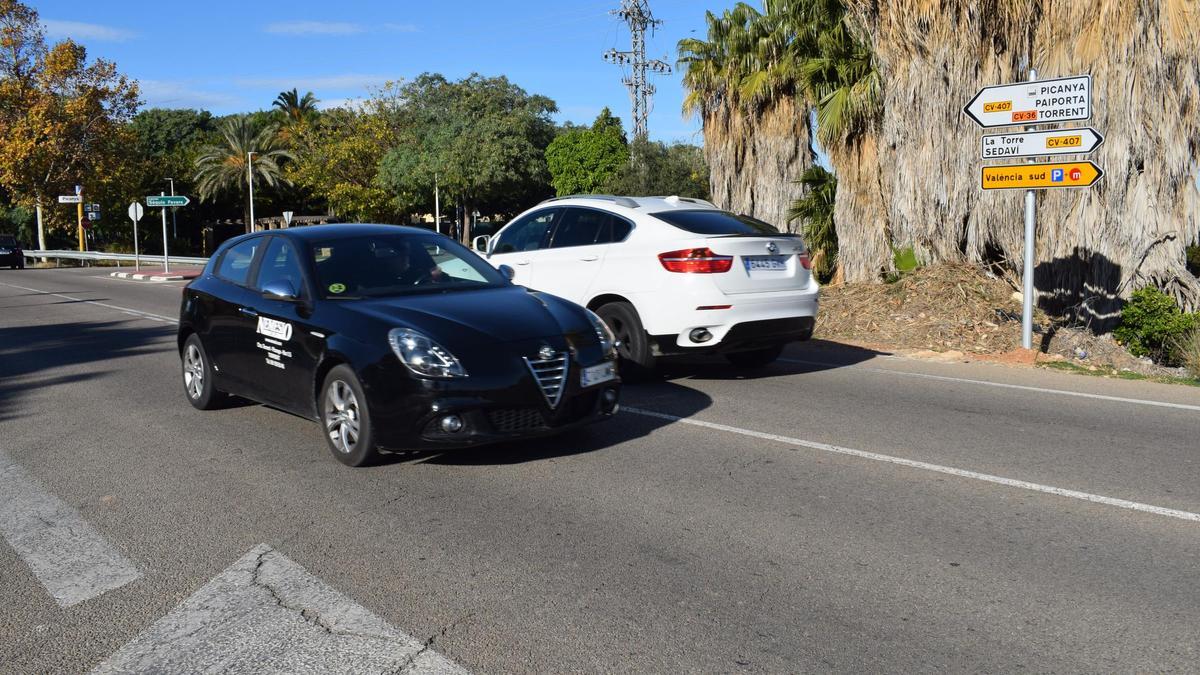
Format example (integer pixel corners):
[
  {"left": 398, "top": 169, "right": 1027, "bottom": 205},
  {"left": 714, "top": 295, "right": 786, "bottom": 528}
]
[
  {"left": 579, "top": 255, "right": 599, "bottom": 262},
  {"left": 515, "top": 260, "right": 530, "bottom": 266},
  {"left": 239, "top": 307, "right": 258, "bottom": 318}
]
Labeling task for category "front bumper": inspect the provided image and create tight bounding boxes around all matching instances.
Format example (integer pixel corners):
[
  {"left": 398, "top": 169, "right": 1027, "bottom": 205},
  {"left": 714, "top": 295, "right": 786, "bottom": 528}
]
[{"left": 361, "top": 356, "right": 621, "bottom": 450}]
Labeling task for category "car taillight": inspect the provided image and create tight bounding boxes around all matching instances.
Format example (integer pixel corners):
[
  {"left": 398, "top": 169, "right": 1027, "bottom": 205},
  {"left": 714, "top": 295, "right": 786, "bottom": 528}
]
[
  {"left": 658, "top": 248, "right": 733, "bottom": 274},
  {"left": 798, "top": 251, "right": 812, "bottom": 270}
]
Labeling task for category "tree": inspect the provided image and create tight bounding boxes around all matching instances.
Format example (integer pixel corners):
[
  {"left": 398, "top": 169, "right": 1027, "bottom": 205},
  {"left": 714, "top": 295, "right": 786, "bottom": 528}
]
[
  {"left": 545, "top": 107, "right": 629, "bottom": 196},
  {"left": 273, "top": 88, "right": 319, "bottom": 123},
  {"left": 287, "top": 101, "right": 407, "bottom": 223},
  {"left": 678, "top": 1, "right": 820, "bottom": 228},
  {"left": 377, "top": 73, "right": 557, "bottom": 242},
  {"left": 601, "top": 139, "right": 709, "bottom": 200},
  {"left": 837, "top": 0, "right": 1200, "bottom": 321},
  {"left": 787, "top": 165, "right": 837, "bottom": 281},
  {"left": 193, "top": 115, "right": 294, "bottom": 232},
  {"left": 0, "top": 0, "right": 140, "bottom": 246}
]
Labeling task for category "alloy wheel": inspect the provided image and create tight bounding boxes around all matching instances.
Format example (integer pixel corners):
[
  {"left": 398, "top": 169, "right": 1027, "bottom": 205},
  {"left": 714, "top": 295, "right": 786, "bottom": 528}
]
[
  {"left": 183, "top": 344, "right": 205, "bottom": 400},
  {"left": 324, "top": 380, "right": 360, "bottom": 454}
]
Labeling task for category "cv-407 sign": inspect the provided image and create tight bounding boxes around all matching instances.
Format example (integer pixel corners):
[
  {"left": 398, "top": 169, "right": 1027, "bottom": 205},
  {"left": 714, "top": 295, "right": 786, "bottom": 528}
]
[
  {"left": 964, "top": 75, "right": 1091, "bottom": 128},
  {"left": 981, "top": 127, "right": 1104, "bottom": 159}
]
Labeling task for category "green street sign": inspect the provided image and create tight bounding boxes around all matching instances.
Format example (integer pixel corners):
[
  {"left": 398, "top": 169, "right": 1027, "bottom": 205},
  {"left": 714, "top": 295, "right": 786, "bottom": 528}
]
[{"left": 146, "top": 195, "right": 190, "bottom": 207}]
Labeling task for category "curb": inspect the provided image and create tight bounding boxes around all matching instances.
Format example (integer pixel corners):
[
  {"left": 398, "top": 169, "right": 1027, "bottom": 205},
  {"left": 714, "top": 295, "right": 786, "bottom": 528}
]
[{"left": 109, "top": 271, "right": 186, "bottom": 282}]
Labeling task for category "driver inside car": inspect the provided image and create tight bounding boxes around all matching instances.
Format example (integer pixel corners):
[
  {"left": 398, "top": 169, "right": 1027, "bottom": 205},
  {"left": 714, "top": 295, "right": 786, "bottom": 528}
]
[{"left": 376, "top": 241, "right": 444, "bottom": 286}]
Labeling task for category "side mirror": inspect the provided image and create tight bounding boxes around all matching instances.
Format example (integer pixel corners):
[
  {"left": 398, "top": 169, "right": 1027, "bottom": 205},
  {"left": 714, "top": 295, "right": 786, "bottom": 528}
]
[
  {"left": 262, "top": 280, "right": 299, "bottom": 302},
  {"left": 472, "top": 234, "right": 491, "bottom": 253},
  {"left": 498, "top": 264, "right": 515, "bottom": 281}
]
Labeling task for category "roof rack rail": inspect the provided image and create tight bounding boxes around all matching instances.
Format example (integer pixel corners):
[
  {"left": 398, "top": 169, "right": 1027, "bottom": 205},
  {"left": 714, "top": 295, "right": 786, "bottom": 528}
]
[
  {"left": 655, "top": 195, "right": 718, "bottom": 208},
  {"left": 538, "top": 194, "right": 642, "bottom": 209}
]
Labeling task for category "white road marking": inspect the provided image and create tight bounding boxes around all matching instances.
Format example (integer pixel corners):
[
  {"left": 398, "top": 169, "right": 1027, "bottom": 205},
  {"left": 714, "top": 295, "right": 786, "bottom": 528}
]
[
  {"left": 781, "top": 357, "right": 1200, "bottom": 412},
  {"left": 625, "top": 407, "right": 1200, "bottom": 524},
  {"left": 0, "top": 280, "right": 178, "bottom": 324},
  {"left": 90, "top": 544, "right": 468, "bottom": 674},
  {"left": 0, "top": 455, "right": 142, "bottom": 607}
]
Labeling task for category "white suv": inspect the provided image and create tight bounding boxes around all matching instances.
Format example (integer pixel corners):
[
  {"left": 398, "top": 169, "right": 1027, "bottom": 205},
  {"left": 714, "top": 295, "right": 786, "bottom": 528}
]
[{"left": 480, "top": 195, "right": 819, "bottom": 369}]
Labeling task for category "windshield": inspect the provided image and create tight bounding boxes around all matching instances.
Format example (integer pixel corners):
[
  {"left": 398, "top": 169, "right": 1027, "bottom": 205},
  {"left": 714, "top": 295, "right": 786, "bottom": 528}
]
[
  {"left": 0, "top": 236, "right": 16, "bottom": 247},
  {"left": 309, "top": 232, "right": 507, "bottom": 299},
  {"left": 651, "top": 209, "right": 785, "bottom": 236}
]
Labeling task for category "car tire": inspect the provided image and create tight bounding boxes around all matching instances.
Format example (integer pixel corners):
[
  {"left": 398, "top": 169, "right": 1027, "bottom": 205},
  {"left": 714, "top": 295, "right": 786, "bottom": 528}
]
[
  {"left": 182, "top": 334, "right": 228, "bottom": 410},
  {"left": 320, "top": 365, "right": 379, "bottom": 468},
  {"left": 596, "top": 301, "right": 656, "bottom": 376},
  {"left": 725, "top": 345, "right": 784, "bottom": 368}
]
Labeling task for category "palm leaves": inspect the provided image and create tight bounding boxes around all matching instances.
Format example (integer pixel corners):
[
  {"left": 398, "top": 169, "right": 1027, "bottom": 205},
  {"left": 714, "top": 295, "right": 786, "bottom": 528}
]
[
  {"left": 193, "top": 115, "right": 294, "bottom": 232},
  {"left": 787, "top": 165, "right": 838, "bottom": 281},
  {"left": 272, "top": 88, "right": 319, "bottom": 123}
]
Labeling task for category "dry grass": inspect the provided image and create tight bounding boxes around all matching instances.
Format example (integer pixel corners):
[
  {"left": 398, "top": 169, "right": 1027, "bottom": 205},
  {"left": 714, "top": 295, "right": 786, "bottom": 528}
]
[{"left": 1174, "top": 329, "right": 1200, "bottom": 379}]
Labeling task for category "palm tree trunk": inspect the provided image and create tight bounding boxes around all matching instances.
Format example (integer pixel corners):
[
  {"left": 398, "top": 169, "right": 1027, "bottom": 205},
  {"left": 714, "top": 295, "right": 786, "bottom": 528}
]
[
  {"left": 704, "top": 98, "right": 814, "bottom": 230},
  {"left": 836, "top": 0, "right": 1200, "bottom": 324}
]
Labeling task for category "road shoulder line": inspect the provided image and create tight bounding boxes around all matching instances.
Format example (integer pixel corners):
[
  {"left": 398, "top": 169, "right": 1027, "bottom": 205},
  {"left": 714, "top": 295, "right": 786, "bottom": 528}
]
[{"left": 625, "top": 407, "right": 1200, "bottom": 524}]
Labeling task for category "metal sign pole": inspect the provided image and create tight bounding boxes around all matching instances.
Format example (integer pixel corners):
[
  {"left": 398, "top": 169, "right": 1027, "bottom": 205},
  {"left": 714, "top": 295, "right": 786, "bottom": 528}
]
[
  {"left": 1021, "top": 68, "right": 1038, "bottom": 351},
  {"left": 161, "top": 191, "right": 170, "bottom": 274}
]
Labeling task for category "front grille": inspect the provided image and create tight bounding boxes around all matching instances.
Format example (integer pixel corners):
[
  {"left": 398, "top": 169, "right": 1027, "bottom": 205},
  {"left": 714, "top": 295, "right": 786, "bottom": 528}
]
[
  {"left": 487, "top": 408, "right": 547, "bottom": 433},
  {"left": 523, "top": 353, "right": 569, "bottom": 408}
]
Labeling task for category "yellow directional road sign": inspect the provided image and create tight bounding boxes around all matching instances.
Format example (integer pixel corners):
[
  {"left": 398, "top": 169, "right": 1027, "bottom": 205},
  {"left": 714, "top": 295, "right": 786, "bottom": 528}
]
[{"left": 981, "top": 161, "right": 1103, "bottom": 190}]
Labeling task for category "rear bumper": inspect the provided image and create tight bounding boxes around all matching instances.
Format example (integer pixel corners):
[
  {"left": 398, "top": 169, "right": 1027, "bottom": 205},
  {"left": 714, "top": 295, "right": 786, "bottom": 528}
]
[
  {"left": 652, "top": 316, "right": 815, "bottom": 356},
  {"left": 0, "top": 252, "right": 23, "bottom": 265}
]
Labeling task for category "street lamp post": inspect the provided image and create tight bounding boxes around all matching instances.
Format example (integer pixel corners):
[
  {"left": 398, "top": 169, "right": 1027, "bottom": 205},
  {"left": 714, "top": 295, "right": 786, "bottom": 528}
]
[
  {"left": 166, "top": 178, "right": 177, "bottom": 238},
  {"left": 247, "top": 152, "right": 257, "bottom": 232}
]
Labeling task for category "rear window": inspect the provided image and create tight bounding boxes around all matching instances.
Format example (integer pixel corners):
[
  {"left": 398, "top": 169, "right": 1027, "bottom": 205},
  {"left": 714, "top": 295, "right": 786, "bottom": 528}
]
[{"left": 651, "top": 209, "right": 782, "bottom": 236}]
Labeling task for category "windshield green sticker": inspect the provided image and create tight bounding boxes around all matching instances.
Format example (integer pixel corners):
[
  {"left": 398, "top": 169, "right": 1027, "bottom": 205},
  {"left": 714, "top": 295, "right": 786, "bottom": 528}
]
[{"left": 328, "top": 283, "right": 346, "bottom": 294}]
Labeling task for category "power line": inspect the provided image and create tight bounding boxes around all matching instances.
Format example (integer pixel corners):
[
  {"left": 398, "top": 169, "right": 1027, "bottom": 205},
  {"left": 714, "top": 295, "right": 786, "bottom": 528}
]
[{"left": 603, "top": 0, "right": 671, "bottom": 140}]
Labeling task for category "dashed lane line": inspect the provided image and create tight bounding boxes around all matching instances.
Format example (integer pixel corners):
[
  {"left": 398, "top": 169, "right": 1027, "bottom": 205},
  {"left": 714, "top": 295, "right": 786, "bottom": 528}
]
[
  {"left": 781, "top": 357, "right": 1200, "bottom": 412},
  {"left": 0, "top": 454, "right": 142, "bottom": 607},
  {"left": 90, "top": 544, "right": 468, "bottom": 674},
  {"left": 0, "top": 280, "right": 178, "bottom": 324},
  {"left": 625, "top": 407, "right": 1200, "bottom": 524}
]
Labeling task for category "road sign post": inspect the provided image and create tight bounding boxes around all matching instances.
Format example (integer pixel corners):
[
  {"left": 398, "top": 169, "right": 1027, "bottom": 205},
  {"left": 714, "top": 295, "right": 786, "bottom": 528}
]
[
  {"left": 159, "top": 192, "right": 170, "bottom": 274},
  {"left": 128, "top": 202, "right": 145, "bottom": 271}
]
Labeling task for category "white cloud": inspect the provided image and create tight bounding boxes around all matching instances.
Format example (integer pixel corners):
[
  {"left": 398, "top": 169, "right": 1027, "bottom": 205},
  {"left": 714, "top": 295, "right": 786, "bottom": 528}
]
[
  {"left": 138, "top": 80, "right": 243, "bottom": 110},
  {"left": 234, "top": 74, "right": 394, "bottom": 91},
  {"left": 42, "top": 19, "right": 136, "bottom": 43},
  {"left": 264, "top": 21, "right": 366, "bottom": 35}
]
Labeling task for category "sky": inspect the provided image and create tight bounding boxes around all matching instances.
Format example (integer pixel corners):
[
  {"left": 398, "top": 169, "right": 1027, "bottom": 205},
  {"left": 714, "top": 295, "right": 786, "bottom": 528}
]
[{"left": 32, "top": 0, "right": 737, "bottom": 144}]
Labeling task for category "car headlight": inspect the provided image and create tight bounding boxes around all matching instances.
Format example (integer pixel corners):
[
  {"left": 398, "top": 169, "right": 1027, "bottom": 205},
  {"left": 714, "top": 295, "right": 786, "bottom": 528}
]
[
  {"left": 388, "top": 328, "right": 467, "bottom": 379},
  {"left": 585, "top": 309, "right": 617, "bottom": 356}
]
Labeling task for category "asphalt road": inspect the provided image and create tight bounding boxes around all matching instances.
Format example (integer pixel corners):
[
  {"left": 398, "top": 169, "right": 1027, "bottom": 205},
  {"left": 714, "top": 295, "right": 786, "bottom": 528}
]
[{"left": 2, "top": 267, "right": 1198, "bottom": 673}]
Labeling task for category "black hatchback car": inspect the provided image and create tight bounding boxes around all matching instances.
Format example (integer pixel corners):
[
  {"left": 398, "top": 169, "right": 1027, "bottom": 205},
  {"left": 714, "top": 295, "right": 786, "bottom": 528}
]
[
  {"left": 178, "top": 224, "right": 620, "bottom": 466},
  {"left": 0, "top": 234, "right": 24, "bottom": 269}
]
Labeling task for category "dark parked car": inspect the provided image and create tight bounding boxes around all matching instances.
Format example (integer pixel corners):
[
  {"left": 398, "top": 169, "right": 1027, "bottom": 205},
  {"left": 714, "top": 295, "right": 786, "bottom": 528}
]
[
  {"left": 177, "top": 224, "right": 621, "bottom": 466},
  {"left": 0, "top": 234, "right": 24, "bottom": 269}
]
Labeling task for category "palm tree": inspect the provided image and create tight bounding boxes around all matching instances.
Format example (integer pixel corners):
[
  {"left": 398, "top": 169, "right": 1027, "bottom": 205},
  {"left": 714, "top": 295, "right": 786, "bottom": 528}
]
[
  {"left": 272, "top": 88, "right": 319, "bottom": 123},
  {"left": 837, "top": 0, "right": 1200, "bottom": 317},
  {"left": 194, "top": 115, "right": 294, "bottom": 233},
  {"left": 787, "top": 165, "right": 838, "bottom": 281}
]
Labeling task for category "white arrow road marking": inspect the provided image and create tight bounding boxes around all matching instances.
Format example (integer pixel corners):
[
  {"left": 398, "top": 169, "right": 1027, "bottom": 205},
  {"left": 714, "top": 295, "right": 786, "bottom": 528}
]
[
  {"left": 90, "top": 544, "right": 469, "bottom": 674},
  {"left": 0, "top": 455, "right": 142, "bottom": 607},
  {"left": 625, "top": 408, "right": 1200, "bottom": 524}
]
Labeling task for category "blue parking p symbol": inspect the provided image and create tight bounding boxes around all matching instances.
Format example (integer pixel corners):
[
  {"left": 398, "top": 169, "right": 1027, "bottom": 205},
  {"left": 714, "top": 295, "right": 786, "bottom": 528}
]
[{"left": 1051, "top": 169, "right": 1064, "bottom": 182}]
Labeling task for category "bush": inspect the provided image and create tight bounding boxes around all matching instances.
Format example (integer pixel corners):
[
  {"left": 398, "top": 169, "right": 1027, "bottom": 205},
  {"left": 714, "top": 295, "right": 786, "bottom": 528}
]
[
  {"left": 1113, "top": 287, "right": 1197, "bottom": 363},
  {"left": 1187, "top": 245, "right": 1200, "bottom": 277},
  {"left": 1174, "top": 328, "right": 1200, "bottom": 379}
]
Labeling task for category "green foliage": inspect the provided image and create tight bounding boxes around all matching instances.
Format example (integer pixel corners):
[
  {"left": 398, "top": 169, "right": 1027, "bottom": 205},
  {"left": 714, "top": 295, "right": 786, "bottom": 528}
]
[
  {"left": 377, "top": 73, "right": 557, "bottom": 236},
  {"left": 545, "top": 108, "right": 629, "bottom": 196},
  {"left": 273, "top": 89, "right": 319, "bottom": 123},
  {"left": 600, "top": 139, "right": 709, "bottom": 199},
  {"left": 1174, "top": 328, "right": 1200, "bottom": 380},
  {"left": 787, "top": 165, "right": 837, "bottom": 281},
  {"left": 1113, "top": 287, "right": 1198, "bottom": 363},
  {"left": 1187, "top": 245, "right": 1200, "bottom": 276},
  {"left": 194, "top": 115, "right": 294, "bottom": 232}
]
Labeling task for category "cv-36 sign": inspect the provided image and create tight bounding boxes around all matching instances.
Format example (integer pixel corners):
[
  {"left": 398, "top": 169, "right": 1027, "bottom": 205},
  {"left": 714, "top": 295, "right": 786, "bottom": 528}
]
[{"left": 963, "top": 75, "right": 1091, "bottom": 128}]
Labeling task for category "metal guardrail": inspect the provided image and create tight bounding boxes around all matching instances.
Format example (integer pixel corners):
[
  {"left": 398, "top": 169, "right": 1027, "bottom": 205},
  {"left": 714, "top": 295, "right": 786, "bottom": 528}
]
[{"left": 23, "top": 250, "right": 209, "bottom": 267}]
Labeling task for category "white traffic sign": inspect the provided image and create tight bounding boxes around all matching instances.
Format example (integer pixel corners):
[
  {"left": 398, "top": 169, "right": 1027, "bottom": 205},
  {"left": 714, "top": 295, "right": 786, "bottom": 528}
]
[
  {"left": 58, "top": 195, "right": 82, "bottom": 204},
  {"left": 981, "top": 127, "right": 1104, "bottom": 160},
  {"left": 127, "top": 202, "right": 144, "bottom": 222},
  {"left": 282, "top": 210, "right": 294, "bottom": 226},
  {"left": 964, "top": 75, "right": 1091, "bottom": 128}
]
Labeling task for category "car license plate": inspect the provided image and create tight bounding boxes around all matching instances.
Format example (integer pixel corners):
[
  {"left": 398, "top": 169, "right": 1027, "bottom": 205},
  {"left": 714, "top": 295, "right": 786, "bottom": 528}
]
[
  {"left": 743, "top": 255, "right": 788, "bottom": 271},
  {"left": 581, "top": 362, "right": 617, "bottom": 387}
]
